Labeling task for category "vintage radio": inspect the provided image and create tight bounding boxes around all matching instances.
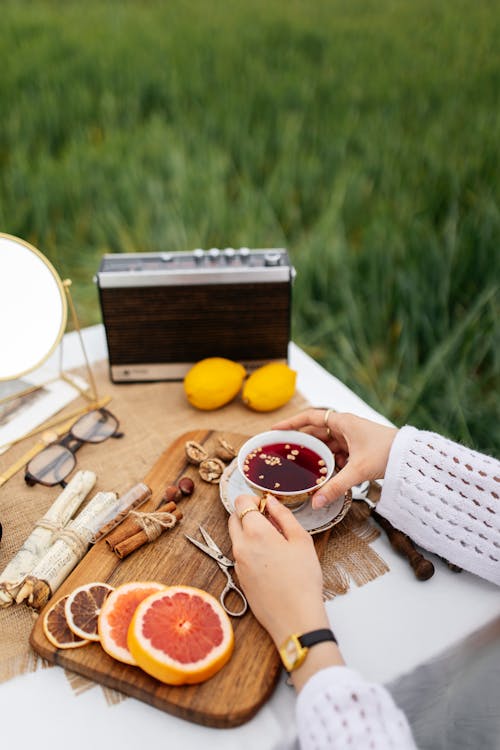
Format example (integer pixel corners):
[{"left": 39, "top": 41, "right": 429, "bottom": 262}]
[{"left": 95, "top": 248, "right": 295, "bottom": 383}]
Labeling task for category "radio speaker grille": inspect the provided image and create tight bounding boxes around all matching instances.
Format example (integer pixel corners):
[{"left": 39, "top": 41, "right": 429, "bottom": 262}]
[{"left": 99, "top": 282, "right": 291, "bottom": 365}]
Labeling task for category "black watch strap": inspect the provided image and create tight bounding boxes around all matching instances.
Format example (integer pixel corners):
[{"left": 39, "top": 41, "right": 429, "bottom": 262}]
[{"left": 298, "top": 628, "right": 337, "bottom": 648}]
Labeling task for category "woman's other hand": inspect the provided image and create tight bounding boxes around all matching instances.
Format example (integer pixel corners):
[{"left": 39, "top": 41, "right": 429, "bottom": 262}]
[{"left": 273, "top": 410, "right": 398, "bottom": 508}]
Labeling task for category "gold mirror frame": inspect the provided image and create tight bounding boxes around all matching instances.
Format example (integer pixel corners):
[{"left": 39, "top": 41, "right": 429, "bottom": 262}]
[
  {"left": 0, "top": 233, "right": 68, "bottom": 381},
  {"left": 0, "top": 232, "right": 98, "bottom": 417}
]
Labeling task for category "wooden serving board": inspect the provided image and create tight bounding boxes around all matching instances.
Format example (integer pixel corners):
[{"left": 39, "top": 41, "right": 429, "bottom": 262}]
[{"left": 31, "top": 430, "right": 330, "bottom": 728}]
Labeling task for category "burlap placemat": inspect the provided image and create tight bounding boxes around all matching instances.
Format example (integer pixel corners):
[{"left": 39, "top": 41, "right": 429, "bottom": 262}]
[{"left": 0, "top": 360, "right": 388, "bottom": 696}]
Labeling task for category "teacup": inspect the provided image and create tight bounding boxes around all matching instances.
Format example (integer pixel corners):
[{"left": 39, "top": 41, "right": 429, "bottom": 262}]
[{"left": 237, "top": 430, "right": 334, "bottom": 510}]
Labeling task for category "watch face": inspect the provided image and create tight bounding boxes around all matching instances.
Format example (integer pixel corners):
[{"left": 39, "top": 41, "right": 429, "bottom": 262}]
[
  {"left": 284, "top": 638, "right": 300, "bottom": 665},
  {"left": 279, "top": 635, "right": 307, "bottom": 672}
]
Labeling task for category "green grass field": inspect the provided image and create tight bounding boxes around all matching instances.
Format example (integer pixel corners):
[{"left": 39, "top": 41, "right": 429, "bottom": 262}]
[{"left": 1, "top": 0, "right": 499, "bottom": 453}]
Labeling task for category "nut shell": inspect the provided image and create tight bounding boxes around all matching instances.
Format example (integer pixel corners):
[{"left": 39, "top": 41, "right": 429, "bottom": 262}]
[
  {"left": 215, "top": 438, "right": 237, "bottom": 462},
  {"left": 198, "top": 458, "right": 226, "bottom": 484},
  {"left": 185, "top": 440, "right": 209, "bottom": 465}
]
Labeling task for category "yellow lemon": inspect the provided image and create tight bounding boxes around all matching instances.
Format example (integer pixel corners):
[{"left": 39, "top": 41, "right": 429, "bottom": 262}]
[
  {"left": 242, "top": 362, "right": 297, "bottom": 412},
  {"left": 184, "top": 357, "right": 246, "bottom": 410}
]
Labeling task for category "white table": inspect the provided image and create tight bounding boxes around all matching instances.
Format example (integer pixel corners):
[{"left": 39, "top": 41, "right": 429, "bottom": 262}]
[{"left": 2, "top": 326, "right": 499, "bottom": 750}]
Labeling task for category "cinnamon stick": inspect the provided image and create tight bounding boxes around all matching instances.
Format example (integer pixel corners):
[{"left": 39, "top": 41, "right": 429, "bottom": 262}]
[
  {"left": 105, "top": 500, "right": 178, "bottom": 548},
  {"left": 113, "top": 506, "right": 183, "bottom": 559},
  {"left": 93, "top": 482, "right": 152, "bottom": 543}
]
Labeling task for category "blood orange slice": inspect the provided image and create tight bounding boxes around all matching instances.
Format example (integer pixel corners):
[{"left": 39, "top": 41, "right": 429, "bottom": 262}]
[
  {"left": 97, "top": 581, "right": 166, "bottom": 665},
  {"left": 127, "top": 585, "right": 234, "bottom": 685},
  {"left": 43, "top": 595, "right": 90, "bottom": 649},
  {"left": 65, "top": 582, "right": 114, "bottom": 641}
]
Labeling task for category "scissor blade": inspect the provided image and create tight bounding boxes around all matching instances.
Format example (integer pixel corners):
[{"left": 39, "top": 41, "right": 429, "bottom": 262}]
[{"left": 184, "top": 534, "right": 233, "bottom": 567}]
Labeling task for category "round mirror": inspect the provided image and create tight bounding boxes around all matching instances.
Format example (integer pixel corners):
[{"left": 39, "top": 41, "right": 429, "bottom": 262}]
[{"left": 0, "top": 233, "right": 67, "bottom": 380}]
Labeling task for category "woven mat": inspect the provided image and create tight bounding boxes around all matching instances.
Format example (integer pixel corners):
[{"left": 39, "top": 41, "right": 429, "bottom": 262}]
[{"left": 0, "top": 360, "right": 388, "bottom": 699}]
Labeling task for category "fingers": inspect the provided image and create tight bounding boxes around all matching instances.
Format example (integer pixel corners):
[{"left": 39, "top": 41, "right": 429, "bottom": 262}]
[
  {"left": 272, "top": 407, "right": 329, "bottom": 432},
  {"left": 263, "top": 494, "right": 307, "bottom": 540},
  {"left": 312, "top": 462, "right": 363, "bottom": 509},
  {"left": 272, "top": 408, "right": 350, "bottom": 454},
  {"left": 229, "top": 493, "right": 304, "bottom": 542}
]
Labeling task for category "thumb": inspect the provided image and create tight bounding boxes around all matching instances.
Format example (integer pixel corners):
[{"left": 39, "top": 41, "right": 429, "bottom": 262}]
[
  {"left": 265, "top": 494, "right": 306, "bottom": 540},
  {"left": 312, "top": 462, "right": 362, "bottom": 509}
]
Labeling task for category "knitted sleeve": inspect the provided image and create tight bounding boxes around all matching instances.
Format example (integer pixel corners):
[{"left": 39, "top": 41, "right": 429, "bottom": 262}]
[
  {"left": 378, "top": 426, "right": 500, "bottom": 585},
  {"left": 296, "top": 666, "right": 417, "bottom": 750}
]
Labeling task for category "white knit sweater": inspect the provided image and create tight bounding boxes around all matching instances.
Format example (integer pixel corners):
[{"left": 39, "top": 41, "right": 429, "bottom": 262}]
[{"left": 296, "top": 427, "right": 500, "bottom": 750}]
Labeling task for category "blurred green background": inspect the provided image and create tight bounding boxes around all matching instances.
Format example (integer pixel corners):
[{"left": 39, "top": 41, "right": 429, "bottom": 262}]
[{"left": 1, "top": 0, "right": 499, "bottom": 453}]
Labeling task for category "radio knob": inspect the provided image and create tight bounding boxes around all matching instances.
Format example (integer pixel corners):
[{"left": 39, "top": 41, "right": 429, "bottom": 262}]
[
  {"left": 160, "top": 253, "right": 173, "bottom": 262},
  {"left": 223, "top": 248, "right": 236, "bottom": 262},
  {"left": 238, "top": 247, "right": 250, "bottom": 263},
  {"left": 208, "top": 248, "right": 221, "bottom": 261},
  {"left": 193, "top": 249, "right": 205, "bottom": 263},
  {"left": 264, "top": 251, "right": 282, "bottom": 266}
]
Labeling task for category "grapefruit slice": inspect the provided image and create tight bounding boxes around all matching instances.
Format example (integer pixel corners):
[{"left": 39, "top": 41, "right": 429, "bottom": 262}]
[
  {"left": 43, "top": 595, "right": 90, "bottom": 649},
  {"left": 65, "top": 582, "right": 114, "bottom": 641},
  {"left": 97, "top": 581, "right": 166, "bottom": 665},
  {"left": 127, "top": 585, "right": 234, "bottom": 685}
]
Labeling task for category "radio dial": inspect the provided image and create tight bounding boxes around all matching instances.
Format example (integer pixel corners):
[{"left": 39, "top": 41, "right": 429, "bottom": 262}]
[{"left": 264, "top": 252, "right": 282, "bottom": 266}]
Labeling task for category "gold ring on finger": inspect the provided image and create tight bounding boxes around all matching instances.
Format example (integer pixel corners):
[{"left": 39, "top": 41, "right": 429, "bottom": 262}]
[
  {"left": 324, "top": 408, "right": 333, "bottom": 440},
  {"left": 239, "top": 506, "right": 260, "bottom": 521}
]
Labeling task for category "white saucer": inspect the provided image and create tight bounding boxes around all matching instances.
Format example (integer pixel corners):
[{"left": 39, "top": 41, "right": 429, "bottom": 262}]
[{"left": 219, "top": 459, "right": 350, "bottom": 535}]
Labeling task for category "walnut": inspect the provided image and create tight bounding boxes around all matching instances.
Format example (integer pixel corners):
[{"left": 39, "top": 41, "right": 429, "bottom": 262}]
[
  {"left": 215, "top": 437, "right": 237, "bottom": 462},
  {"left": 185, "top": 440, "right": 209, "bottom": 465},
  {"left": 198, "top": 458, "right": 226, "bottom": 484}
]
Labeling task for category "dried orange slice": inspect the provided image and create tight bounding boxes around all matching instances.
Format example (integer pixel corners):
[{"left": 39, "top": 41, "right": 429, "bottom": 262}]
[
  {"left": 43, "top": 595, "right": 90, "bottom": 649},
  {"left": 128, "top": 585, "right": 234, "bottom": 685},
  {"left": 98, "top": 581, "right": 166, "bottom": 665},
  {"left": 65, "top": 582, "right": 114, "bottom": 641}
]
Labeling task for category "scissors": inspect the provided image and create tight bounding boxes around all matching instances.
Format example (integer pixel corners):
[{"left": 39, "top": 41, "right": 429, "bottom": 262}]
[{"left": 184, "top": 525, "right": 248, "bottom": 617}]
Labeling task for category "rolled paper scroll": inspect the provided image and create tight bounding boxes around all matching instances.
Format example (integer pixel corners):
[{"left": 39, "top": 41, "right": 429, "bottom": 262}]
[
  {"left": 0, "top": 470, "right": 96, "bottom": 608},
  {"left": 16, "top": 490, "right": 119, "bottom": 610}
]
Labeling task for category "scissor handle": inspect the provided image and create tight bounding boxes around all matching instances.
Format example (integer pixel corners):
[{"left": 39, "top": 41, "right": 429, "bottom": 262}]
[{"left": 220, "top": 570, "right": 248, "bottom": 617}]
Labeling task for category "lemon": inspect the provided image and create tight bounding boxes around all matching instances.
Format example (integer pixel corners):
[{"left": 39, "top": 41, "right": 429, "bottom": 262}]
[
  {"left": 242, "top": 362, "right": 297, "bottom": 412},
  {"left": 184, "top": 357, "right": 246, "bottom": 410}
]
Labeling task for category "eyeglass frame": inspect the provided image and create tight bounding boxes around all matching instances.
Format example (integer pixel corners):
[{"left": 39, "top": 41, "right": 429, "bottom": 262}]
[{"left": 24, "top": 408, "right": 123, "bottom": 488}]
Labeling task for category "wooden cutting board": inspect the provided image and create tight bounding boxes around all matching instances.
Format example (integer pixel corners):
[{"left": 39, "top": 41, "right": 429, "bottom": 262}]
[{"left": 30, "top": 429, "right": 330, "bottom": 727}]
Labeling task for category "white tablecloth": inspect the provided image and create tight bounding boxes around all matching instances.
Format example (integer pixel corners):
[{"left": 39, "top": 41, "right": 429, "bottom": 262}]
[{"left": 2, "top": 326, "right": 499, "bottom": 750}]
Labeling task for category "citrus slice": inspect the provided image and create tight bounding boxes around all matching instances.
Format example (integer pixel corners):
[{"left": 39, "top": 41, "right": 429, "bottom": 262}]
[
  {"left": 98, "top": 581, "right": 166, "bottom": 665},
  {"left": 65, "top": 582, "right": 114, "bottom": 641},
  {"left": 43, "top": 595, "right": 90, "bottom": 649},
  {"left": 128, "top": 585, "right": 234, "bottom": 685}
]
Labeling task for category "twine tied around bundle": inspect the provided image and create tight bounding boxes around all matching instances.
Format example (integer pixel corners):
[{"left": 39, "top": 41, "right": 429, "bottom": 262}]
[
  {"left": 128, "top": 510, "right": 178, "bottom": 542},
  {"left": 53, "top": 527, "right": 90, "bottom": 558},
  {"left": 35, "top": 517, "right": 89, "bottom": 558},
  {"left": 35, "top": 517, "right": 65, "bottom": 535}
]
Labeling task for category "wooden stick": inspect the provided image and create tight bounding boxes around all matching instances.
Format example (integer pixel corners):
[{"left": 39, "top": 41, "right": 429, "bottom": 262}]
[
  {"left": 105, "top": 500, "right": 177, "bottom": 549},
  {"left": 113, "top": 507, "right": 183, "bottom": 559},
  {"left": 371, "top": 510, "right": 435, "bottom": 581},
  {"left": 92, "top": 482, "right": 151, "bottom": 543}
]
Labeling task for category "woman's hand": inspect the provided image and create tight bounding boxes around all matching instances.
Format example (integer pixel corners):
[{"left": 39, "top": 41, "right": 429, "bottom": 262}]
[
  {"left": 228, "top": 493, "right": 330, "bottom": 648},
  {"left": 273, "top": 410, "right": 398, "bottom": 508},
  {"left": 229, "top": 493, "right": 344, "bottom": 690}
]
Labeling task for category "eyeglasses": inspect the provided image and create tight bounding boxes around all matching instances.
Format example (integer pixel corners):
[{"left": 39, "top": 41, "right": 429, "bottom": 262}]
[{"left": 24, "top": 408, "right": 123, "bottom": 488}]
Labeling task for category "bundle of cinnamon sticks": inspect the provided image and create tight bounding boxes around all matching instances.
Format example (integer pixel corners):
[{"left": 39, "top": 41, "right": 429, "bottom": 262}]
[{"left": 104, "top": 500, "right": 183, "bottom": 559}]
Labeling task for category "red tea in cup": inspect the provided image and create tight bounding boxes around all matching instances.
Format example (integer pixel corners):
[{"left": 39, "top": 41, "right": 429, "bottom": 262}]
[{"left": 242, "top": 442, "right": 328, "bottom": 494}]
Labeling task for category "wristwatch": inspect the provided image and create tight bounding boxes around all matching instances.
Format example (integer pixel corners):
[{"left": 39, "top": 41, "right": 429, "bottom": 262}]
[{"left": 279, "top": 628, "right": 337, "bottom": 672}]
